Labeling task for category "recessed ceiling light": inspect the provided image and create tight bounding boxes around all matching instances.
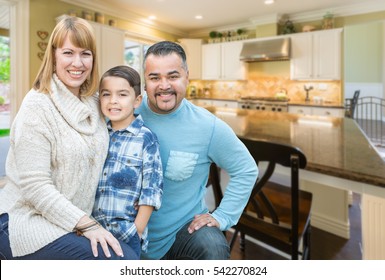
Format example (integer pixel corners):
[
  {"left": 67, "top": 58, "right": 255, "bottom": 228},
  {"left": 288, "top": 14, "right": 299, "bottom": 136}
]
[
  {"left": 195, "top": 15, "right": 203, "bottom": 20},
  {"left": 148, "top": 15, "right": 156, "bottom": 20},
  {"left": 264, "top": 0, "right": 274, "bottom": 4}
]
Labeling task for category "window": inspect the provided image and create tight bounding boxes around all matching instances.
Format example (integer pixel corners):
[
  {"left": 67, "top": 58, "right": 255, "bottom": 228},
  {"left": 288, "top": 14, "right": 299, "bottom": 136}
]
[
  {"left": 0, "top": 35, "right": 10, "bottom": 130},
  {"left": 0, "top": 34, "right": 10, "bottom": 178},
  {"left": 124, "top": 39, "right": 150, "bottom": 78}
]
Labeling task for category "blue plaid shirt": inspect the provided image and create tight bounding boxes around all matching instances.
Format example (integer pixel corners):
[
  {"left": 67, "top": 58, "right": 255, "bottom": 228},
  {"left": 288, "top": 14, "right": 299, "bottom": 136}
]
[{"left": 93, "top": 114, "right": 163, "bottom": 252}]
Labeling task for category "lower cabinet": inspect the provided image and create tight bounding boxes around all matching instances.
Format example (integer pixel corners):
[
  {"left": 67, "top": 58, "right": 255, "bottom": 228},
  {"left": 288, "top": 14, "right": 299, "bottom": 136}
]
[
  {"left": 211, "top": 100, "right": 238, "bottom": 108},
  {"left": 289, "top": 105, "right": 345, "bottom": 117},
  {"left": 189, "top": 99, "right": 213, "bottom": 107},
  {"left": 189, "top": 99, "right": 238, "bottom": 109}
]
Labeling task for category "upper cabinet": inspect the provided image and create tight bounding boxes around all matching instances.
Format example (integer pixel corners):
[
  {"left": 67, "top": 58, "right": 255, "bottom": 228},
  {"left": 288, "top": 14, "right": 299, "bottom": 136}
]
[
  {"left": 202, "top": 41, "right": 248, "bottom": 80},
  {"left": 178, "top": 39, "right": 202, "bottom": 80},
  {"left": 290, "top": 28, "right": 342, "bottom": 80},
  {"left": 88, "top": 21, "right": 125, "bottom": 75}
]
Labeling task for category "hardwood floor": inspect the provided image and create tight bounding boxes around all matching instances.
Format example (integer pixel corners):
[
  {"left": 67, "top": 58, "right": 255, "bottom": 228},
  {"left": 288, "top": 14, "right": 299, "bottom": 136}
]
[{"left": 229, "top": 192, "right": 362, "bottom": 260}]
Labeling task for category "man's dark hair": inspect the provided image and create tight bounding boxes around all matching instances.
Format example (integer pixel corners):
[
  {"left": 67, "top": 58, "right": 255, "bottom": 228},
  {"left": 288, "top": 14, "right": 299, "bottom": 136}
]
[{"left": 144, "top": 41, "right": 188, "bottom": 71}]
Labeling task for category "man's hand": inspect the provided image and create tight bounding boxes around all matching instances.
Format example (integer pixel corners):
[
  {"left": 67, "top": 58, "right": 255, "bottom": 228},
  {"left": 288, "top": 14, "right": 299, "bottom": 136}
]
[{"left": 188, "top": 213, "right": 219, "bottom": 234}]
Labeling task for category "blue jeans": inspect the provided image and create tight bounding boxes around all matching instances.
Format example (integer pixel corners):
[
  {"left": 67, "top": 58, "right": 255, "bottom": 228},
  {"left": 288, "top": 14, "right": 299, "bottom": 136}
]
[
  {"left": 161, "top": 221, "right": 230, "bottom": 260},
  {"left": 0, "top": 213, "right": 139, "bottom": 260}
]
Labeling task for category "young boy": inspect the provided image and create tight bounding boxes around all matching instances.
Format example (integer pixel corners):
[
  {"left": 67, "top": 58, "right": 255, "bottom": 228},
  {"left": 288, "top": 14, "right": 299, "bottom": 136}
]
[{"left": 93, "top": 65, "right": 163, "bottom": 258}]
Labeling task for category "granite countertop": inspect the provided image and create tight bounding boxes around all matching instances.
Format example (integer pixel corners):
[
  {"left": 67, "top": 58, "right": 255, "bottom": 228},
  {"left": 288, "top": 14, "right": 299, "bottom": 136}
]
[
  {"left": 288, "top": 100, "right": 345, "bottom": 108},
  {"left": 187, "top": 97, "right": 345, "bottom": 108},
  {"left": 205, "top": 107, "right": 385, "bottom": 187},
  {"left": 187, "top": 97, "right": 237, "bottom": 102}
]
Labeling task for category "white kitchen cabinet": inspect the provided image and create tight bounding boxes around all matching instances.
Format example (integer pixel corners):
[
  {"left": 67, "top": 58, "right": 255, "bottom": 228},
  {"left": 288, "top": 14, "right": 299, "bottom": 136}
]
[
  {"left": 289, "top": 105, "right": 344, "bottom": 117},
  {"left": 88, "top": 21, "right": 125, "bottom": 75},
  {"left": 178, "top": 39, "right": 202, "bottom": 80},
  {"left": 312, "top": 107, "right": 345, "bottom": 117},
  {"left": 202, "top": 41, "right": 247, "bottom": 80},
  {"left": 289, "top": 105, "right": 313, "bottom": 115},
  {"left": 189, "top": 99, "right": 238, "bottom": 109},
  {"left": 290, "top": 28, "right": 342, "bottom": 80},
  {"left": 212, "top": 100, "right": 238, "bottom": 108},
  {"left": 189, "top": 99, "right": 213, "bottom": 107}
]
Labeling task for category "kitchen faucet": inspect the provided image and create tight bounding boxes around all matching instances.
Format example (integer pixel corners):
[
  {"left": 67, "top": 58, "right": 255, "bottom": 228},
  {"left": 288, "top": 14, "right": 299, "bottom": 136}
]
[{"left": 304, "top": 85, "right": 313, "bottom": 102}]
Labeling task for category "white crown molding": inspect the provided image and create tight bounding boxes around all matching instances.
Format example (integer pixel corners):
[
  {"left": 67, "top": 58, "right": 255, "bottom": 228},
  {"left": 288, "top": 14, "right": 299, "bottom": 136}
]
[
  {"left": 249, "top": 13, "right": 282, "bottom": 25},
  {"left": 289, "top": 1, "right": 385, "bottom": 23},
  {"left": 187, "top": 15, "right": 282, "bottom": 38},
  {"left": 60, "top": 0, "right": 188, "bottom": 37},
  {"left": 189, "top": 1, "right": 385, "bottom": 37}
]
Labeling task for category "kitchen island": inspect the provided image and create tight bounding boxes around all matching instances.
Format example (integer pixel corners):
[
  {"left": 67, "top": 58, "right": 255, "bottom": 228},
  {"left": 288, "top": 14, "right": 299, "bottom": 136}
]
[{"left": 205, "top": 106, "right": 385, "bottom": 259}]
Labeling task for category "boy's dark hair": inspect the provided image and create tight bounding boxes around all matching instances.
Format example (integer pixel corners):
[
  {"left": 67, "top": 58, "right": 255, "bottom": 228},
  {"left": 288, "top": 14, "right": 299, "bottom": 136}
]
[
  {"left": 143, "top": 41, "right": 188, "bottom": 72},
  {"left": 100, "top": 65, "right": 141, "bottom": 97}
]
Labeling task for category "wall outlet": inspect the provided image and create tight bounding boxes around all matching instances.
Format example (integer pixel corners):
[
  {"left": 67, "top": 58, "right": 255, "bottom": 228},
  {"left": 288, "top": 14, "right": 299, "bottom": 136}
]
[{"left": 318, "top": 83, "right": 328, "bottom": 91}]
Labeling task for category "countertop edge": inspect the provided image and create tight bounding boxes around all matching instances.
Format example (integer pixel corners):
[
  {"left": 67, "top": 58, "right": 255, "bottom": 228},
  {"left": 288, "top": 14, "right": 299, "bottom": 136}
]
[
  {"left": 187, "top": 98, "right": 345, "bottom": 108},
  {"left": 307, "top": 163, "right": 385, "bottom": 188}
]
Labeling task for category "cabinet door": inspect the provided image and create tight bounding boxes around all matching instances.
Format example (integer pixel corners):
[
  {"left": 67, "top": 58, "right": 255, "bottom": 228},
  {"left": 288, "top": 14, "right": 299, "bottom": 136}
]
[
  {"left": 202, "top": 44, "right": 221, "bottom": 80},
  {"left": 179, "top": 39, "right": 202, "bottom": 80},
  {"left": 89, "top": 22, "right": 125, "bottom": 75},
  {"left": 100, "top": 25, "right": 125, "bottom": 74},
  {"left": 313, "top": 29, "right": 342, "bottom": 80},
  {"left": 290, "top": 33, "right": 313, "bottom": 80},
  {"left": 189, "top": 99, "right": 213, "bottom": 107},
  {"left": 221, "top": 41, "right": 247, "bottom": 80},
  {"left": 312, "top": 107, "right": 345, "bottom": 117},
  {"left": 212, "top": 100, "right": 238, "bottom": 108},
  {"left": 291, "top": 29, "right": 342, "bottom": 80}
]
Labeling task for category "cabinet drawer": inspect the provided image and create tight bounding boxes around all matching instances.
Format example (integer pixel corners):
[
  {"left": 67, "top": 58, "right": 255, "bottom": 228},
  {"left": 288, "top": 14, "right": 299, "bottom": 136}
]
[{"left": 289, "top": 106, "right": 312, "bottom": 115}]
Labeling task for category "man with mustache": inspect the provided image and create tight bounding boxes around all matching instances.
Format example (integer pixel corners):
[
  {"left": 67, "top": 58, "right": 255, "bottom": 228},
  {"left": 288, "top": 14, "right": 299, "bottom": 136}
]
[{"left": 137, "top": 41, "right": 258, "bottom": 260}]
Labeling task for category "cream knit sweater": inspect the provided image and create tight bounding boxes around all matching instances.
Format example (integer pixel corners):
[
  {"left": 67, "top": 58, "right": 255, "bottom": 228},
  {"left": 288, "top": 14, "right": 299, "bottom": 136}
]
[{"left": 0, "top": 75, "right": 109, "bottom": 257}]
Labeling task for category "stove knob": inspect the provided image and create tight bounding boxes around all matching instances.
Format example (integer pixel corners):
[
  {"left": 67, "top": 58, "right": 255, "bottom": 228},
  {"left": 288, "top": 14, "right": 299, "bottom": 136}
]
[
  {"left": 272, "top": 107, "right": 276, "bottom": 111},
  {"left": 277, "top": 108, "right": 281, "bottom": 112},
  {"left": 261, "top": 107, "right": 265, "bottom": 110},
  {"left": 256, "top": 106, "right": 260, "bottom": 110}
]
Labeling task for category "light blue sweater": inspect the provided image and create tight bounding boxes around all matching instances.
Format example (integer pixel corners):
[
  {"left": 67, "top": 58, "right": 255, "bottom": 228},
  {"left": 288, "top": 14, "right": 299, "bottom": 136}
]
[{"left": 138, "top": 96, "right": 258, "bottom": 259}]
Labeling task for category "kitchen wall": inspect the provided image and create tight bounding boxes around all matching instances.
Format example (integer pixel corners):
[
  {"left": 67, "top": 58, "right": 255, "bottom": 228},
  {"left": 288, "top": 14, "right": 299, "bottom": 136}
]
[
  {"left": 344, "top": 21, "right": 384, "bottom": 100},
  {"left": 28, "top": 0, "right": 179, "bottom": 85}
]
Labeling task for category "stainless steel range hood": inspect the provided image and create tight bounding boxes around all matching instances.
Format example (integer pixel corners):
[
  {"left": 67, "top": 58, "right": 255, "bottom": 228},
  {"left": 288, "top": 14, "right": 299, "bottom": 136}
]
[{"left": 240, "top": 37, "right": 291, "bottom": 62}]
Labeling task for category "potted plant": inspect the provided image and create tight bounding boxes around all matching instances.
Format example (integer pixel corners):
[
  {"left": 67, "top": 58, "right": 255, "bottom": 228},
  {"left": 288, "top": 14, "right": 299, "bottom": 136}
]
[
  {"left": 236, "top": 29, "right": 244, "bottom": 40},
  {"left": 209, "top": 31, "right": 217, "bottom": 43},
  {"left": 217, "top": 32, "right": 223, "bottom": 42}
]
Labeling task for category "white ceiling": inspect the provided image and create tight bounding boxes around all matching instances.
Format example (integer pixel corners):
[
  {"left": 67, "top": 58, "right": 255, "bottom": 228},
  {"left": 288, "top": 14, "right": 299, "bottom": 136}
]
[{"left": 1, "top": 0, "right": 385, "bottom": 35}]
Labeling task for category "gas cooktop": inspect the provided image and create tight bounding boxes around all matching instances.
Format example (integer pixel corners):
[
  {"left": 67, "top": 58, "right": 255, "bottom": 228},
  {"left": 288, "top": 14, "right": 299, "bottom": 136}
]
[{"left": 239, "top": 96, "right": 290, "bottom": 102}]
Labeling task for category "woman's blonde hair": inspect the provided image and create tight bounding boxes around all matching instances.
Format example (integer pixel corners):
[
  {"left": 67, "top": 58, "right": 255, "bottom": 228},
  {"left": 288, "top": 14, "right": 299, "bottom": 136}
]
[{"left": 33, "top": 15, "right": 99, "bottom": 97}]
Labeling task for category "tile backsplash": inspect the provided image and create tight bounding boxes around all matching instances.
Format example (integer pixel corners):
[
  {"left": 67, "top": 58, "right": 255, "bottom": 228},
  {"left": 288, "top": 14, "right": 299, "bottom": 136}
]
[
  {"left": 190, "top": 76, "right": 341, "bottom": 104},
  {"left": 190, "top": 60, "right": 342, "bottom": 104}
]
